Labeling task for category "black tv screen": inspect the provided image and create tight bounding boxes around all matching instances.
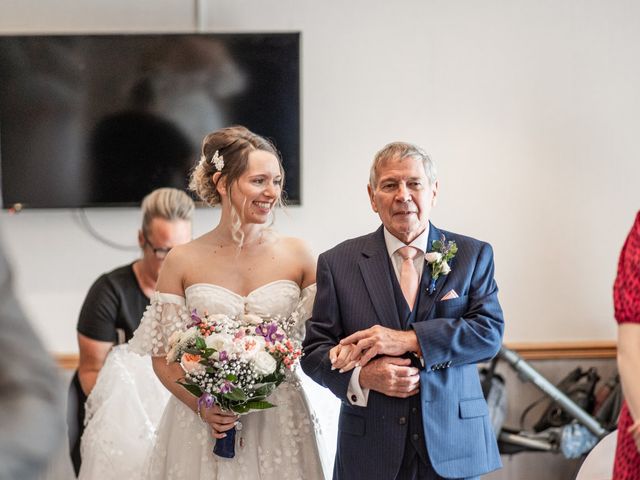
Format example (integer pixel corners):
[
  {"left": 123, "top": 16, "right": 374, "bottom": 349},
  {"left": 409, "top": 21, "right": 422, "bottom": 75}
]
[{"left": 0, "top": 33, "right": 300, "bottom": 208}]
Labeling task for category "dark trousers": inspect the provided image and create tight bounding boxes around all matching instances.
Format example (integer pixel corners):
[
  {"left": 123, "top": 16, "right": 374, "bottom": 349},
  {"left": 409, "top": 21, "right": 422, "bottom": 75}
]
[
  {"left": 67, "top": 371, "right": 87, "bottom": 477},
  {"left": 397, "top": 442, "right": 439, "bottom": 480},
  {"left": 396, "top": 439, "right": 481, "bottom": 480}
]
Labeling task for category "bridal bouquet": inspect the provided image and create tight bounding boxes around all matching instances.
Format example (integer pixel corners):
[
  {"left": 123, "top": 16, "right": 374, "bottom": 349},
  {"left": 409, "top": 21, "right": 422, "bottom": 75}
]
[{"left": 166, "top": 309, "right": 303, "bottom": 458}]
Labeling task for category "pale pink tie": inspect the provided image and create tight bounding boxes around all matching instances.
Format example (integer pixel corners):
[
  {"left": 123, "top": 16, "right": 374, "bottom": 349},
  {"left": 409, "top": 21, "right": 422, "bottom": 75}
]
[{"left": 397, "top": 246, "right": 420, "bottom": 310}]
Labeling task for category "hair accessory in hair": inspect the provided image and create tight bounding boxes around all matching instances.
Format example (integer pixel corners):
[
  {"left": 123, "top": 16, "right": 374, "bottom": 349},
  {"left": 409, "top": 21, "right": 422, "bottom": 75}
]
[{"left": 211, "top": 150, "right": 224, "bottom": 171}]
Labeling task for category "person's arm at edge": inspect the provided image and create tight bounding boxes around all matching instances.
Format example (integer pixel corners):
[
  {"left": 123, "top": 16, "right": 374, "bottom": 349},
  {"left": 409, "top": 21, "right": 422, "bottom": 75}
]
[
  {"left": 0, "top": 248, "right": 65, "bottom": 478},
  {"left": 618, "top": 323, "right": 640, "bottom": 421}
]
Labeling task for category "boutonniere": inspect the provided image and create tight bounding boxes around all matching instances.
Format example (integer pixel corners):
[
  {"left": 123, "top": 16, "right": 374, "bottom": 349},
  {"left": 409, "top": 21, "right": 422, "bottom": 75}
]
[{"left": 424, "top": 235, "right": 458, "bottom": 295}]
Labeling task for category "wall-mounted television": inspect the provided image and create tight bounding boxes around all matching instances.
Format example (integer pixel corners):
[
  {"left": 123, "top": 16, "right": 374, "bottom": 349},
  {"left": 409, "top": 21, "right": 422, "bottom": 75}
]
[{"left": 0, "top": 33, "right": 300, "bottom": 208}]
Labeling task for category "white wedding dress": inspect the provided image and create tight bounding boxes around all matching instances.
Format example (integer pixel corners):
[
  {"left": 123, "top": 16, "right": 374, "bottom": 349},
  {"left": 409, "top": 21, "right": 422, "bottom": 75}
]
[{"left": 79, "top": 280, "right": 326, "bottom": 480}]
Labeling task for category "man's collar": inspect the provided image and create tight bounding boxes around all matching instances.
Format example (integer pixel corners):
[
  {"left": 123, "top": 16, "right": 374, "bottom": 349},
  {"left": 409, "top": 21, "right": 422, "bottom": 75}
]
[{"left": 383, "top": 225, "right": 430, "bottom": 257}]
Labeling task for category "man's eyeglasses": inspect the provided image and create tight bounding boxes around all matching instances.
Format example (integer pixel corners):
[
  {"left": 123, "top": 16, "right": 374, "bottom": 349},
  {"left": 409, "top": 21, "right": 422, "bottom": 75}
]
[{"left": 142, "top": 232, "right": 172, "bottom": 260}]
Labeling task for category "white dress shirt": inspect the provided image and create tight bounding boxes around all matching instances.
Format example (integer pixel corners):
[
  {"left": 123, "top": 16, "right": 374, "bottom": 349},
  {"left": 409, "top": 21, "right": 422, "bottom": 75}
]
[{"left": 346, "top": 226, "right": 430, "bottom": 406}]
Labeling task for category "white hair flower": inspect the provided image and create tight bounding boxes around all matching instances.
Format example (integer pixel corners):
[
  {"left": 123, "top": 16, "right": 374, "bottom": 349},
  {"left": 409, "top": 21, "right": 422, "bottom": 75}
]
[{"left": 211, "top": 150, "right": 224, "bottom": 171}]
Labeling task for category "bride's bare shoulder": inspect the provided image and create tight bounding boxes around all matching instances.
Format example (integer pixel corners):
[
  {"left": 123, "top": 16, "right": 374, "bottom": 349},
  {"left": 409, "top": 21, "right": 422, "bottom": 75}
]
[
  {"left": 277, "top": 236, "right": 316, "bottom": 286},
  {"left": 278, "top": 235, "right": 314, "bottom": 258}
]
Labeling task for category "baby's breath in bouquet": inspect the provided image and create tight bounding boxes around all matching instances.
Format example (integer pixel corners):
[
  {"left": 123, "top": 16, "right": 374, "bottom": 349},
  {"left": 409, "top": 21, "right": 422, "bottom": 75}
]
[{"left": 166, "top": 310, "right": 302, "bottom": 458}]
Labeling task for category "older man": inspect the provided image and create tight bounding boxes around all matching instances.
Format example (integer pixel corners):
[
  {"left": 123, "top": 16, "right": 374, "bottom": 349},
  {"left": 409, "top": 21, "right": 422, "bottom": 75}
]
[{"left": 302, "top": 143, "right": 504, "bottom": 480}]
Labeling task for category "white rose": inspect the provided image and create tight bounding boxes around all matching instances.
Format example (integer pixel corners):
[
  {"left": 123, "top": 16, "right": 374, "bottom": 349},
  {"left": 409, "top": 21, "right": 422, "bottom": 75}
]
[
  {"left": 205, "top": 332, "right": 234, "bottom": 352},
  {"left": 252, "top": 350, "right": 277, "bottom": 376},
  {"left": 240, "top": 313, "right": 264, "bottom": 326},
  {"left": 238, "top": 335, "right": 266, "bottom": 359},
  {"left": 425, "top": 252, "right": 442, "bottom": 263},
  {"left": 441, "top": 260, "right": 451, "bottom": 275}
]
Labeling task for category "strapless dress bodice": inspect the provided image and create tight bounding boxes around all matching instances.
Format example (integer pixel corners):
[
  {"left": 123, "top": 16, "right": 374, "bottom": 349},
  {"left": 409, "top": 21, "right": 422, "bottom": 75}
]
[{"left": 184, "top": 279, "right": 302, "bottom": 319}]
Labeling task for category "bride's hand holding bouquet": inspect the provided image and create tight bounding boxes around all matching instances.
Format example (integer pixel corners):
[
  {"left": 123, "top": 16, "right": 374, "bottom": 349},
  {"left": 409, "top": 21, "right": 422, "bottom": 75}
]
[{"left": 166, "top": 309, "right": 303, "bottom": 458}]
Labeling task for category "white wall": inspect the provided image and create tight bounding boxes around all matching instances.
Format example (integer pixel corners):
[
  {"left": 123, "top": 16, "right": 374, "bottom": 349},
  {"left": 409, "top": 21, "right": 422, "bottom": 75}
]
[{"left": 2, "top": 0, "right": 640, "bottom": 355}]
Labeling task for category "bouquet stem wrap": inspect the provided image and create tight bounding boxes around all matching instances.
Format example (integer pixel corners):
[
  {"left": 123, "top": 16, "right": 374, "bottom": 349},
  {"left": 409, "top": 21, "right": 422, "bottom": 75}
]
[{"left": 213, "top": 426, "right": 236, "bottom": 458}]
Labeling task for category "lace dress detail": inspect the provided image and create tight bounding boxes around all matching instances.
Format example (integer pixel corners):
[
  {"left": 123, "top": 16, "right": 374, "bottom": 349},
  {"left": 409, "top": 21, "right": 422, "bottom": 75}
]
[
  {"left": 129, "top": 292, "right": 190, "bottom": 357},
  {"left": 80, "top": 281, "right": 325, "bottom": 480}
]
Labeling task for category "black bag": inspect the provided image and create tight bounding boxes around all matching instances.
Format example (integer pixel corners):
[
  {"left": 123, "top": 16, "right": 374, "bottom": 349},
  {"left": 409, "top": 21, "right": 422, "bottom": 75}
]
[{"left": 527, "top": 367, "right": 599, "bottom": 432}]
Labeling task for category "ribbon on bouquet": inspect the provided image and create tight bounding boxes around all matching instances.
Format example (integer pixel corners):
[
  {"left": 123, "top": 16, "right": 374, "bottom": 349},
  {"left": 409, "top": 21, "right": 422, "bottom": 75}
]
[{"left": 199, "top": 392, "right": 238, "bottom": 458}]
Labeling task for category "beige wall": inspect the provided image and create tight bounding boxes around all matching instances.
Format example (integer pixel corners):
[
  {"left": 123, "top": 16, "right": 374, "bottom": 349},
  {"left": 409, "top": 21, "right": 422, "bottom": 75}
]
[{"left": 2, "top": 0, "right": 640, "bottom": 353}]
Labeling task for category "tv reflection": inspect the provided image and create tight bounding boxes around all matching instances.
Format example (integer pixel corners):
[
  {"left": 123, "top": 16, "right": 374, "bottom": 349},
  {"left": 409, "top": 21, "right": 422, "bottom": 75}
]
[{"left": 0, "top": 35, "right": 247, "bottom": 207}]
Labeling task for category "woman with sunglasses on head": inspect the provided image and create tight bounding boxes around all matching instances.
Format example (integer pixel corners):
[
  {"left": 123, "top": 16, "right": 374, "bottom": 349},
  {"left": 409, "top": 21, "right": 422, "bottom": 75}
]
[{"left": 68, "top": 188, "right": 194, "bottom": 476}]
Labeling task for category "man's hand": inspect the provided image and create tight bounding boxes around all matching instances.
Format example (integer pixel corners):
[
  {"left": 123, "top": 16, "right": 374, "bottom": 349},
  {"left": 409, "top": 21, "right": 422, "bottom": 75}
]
[
  {"left": 201, "top": 404, "right": 239, "bottom": 439},
  {"left": 339, "top": 325, "right": 422, "bottom": 367},
  {"left": 359, "top": 356, "right": 420, "bottom": 398}
]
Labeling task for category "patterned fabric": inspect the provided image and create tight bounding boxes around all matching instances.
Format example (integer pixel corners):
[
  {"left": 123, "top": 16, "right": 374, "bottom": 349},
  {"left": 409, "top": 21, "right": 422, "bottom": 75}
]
[{"left": 613, "top": 212, "right": 640, "bottom": 479}]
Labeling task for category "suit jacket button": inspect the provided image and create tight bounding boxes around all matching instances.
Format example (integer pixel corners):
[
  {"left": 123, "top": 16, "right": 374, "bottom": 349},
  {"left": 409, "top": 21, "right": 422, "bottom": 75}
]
[
  {"left": 411, "top": 433, "right": 420, "bottom": 441},
  {"left": 398, "top": 416, "right": 407, "bottom": 425},
  {"left": 412, "top": 407, "right": 418, "bottom": 415},
  {"left": 350, "top": 394, "right": 358, "bottom": 402}
]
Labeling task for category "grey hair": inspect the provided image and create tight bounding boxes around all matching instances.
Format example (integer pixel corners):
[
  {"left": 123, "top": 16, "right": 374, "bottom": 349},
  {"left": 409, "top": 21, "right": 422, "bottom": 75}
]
[
  {"left": 141, "top": 187, "right": 195, "bottom": 235},
  {"left": 369, "top": 142, "right": 437, "bottom": 188}
]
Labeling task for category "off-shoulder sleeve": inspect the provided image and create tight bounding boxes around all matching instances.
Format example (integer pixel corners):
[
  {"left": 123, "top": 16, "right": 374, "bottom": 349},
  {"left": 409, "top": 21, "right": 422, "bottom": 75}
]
[
  {"left": 129, "top": 292, "right": 189, "bottom": 357},
  {"left": 291, "top": 283, "right": 317, "bottom": 341},
  {"left": 614, "top": 212, "right": 640, "bottom": 325}
]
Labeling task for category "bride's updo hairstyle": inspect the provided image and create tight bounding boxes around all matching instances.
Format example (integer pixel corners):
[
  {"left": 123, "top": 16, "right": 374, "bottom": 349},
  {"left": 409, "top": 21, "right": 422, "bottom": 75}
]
[{"left": 189, "top": 125, "right": 285, "bottom": 208}]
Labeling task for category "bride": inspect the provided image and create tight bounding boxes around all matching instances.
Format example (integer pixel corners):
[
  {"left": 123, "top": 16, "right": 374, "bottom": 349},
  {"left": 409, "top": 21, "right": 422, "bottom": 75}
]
[{"left": 81, "top": 126, "right": 325, "bottom": 479}]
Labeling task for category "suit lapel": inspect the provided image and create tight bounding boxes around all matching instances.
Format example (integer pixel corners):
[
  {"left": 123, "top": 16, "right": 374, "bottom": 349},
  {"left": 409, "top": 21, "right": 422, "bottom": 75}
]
[
  {"left": 358, "top": 226, "right": 402, "bottom": 330},
  {"left": 416, "top": 223, "right": 451, "bottom": 321}
]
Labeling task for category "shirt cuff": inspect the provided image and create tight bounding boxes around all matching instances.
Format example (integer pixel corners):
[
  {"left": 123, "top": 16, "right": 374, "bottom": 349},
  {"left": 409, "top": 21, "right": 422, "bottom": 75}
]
[{"left": 347, "top": 366, "right": 370, "bottom": 406}]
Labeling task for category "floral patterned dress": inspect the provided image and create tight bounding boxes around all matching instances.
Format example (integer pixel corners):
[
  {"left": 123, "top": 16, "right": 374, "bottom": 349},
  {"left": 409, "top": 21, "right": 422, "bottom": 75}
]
[{"left": 613, "top": 212, "right": 640, "bottom": 480}]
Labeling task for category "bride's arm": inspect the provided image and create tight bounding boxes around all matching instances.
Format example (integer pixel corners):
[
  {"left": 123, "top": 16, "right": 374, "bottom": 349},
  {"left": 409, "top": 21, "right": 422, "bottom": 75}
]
[{"left": 151, "top": 358, "right": 237, "bottom": 439}]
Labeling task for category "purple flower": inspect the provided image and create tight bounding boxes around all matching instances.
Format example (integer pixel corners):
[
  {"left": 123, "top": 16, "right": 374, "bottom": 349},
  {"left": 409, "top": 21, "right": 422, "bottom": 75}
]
[
  {"left": 220, "top": 381, "right": 234, "bottom": 394},
  {"left": 218, "top": 351, "right": 228, "bottom": 362},
  {"left": 188, "top": 309, "right": 202, "bottom": 327},
  {"left": 198, "top": 392, "right": 215, "bottom": 410},
  {"left": 255, "top": 323, "right": 284, "bottom": 344}
]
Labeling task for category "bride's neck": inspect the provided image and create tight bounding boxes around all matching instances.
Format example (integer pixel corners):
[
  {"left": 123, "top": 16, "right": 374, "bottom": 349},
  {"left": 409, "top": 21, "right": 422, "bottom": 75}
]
[{"left": 214, "top": 215, "right": 265, "bottom": 247}]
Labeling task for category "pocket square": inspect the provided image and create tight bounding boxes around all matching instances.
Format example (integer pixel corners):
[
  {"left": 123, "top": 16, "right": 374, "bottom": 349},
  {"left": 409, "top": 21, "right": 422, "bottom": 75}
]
[{"left": 440, "top": 289, "right": 459, "bottom": 301}]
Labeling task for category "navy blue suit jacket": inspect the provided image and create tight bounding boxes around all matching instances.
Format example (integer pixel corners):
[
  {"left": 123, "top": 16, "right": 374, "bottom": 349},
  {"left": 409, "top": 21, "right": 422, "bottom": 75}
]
[{"left": 302, "top": 224, "right": 504, "bottom": 479}]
